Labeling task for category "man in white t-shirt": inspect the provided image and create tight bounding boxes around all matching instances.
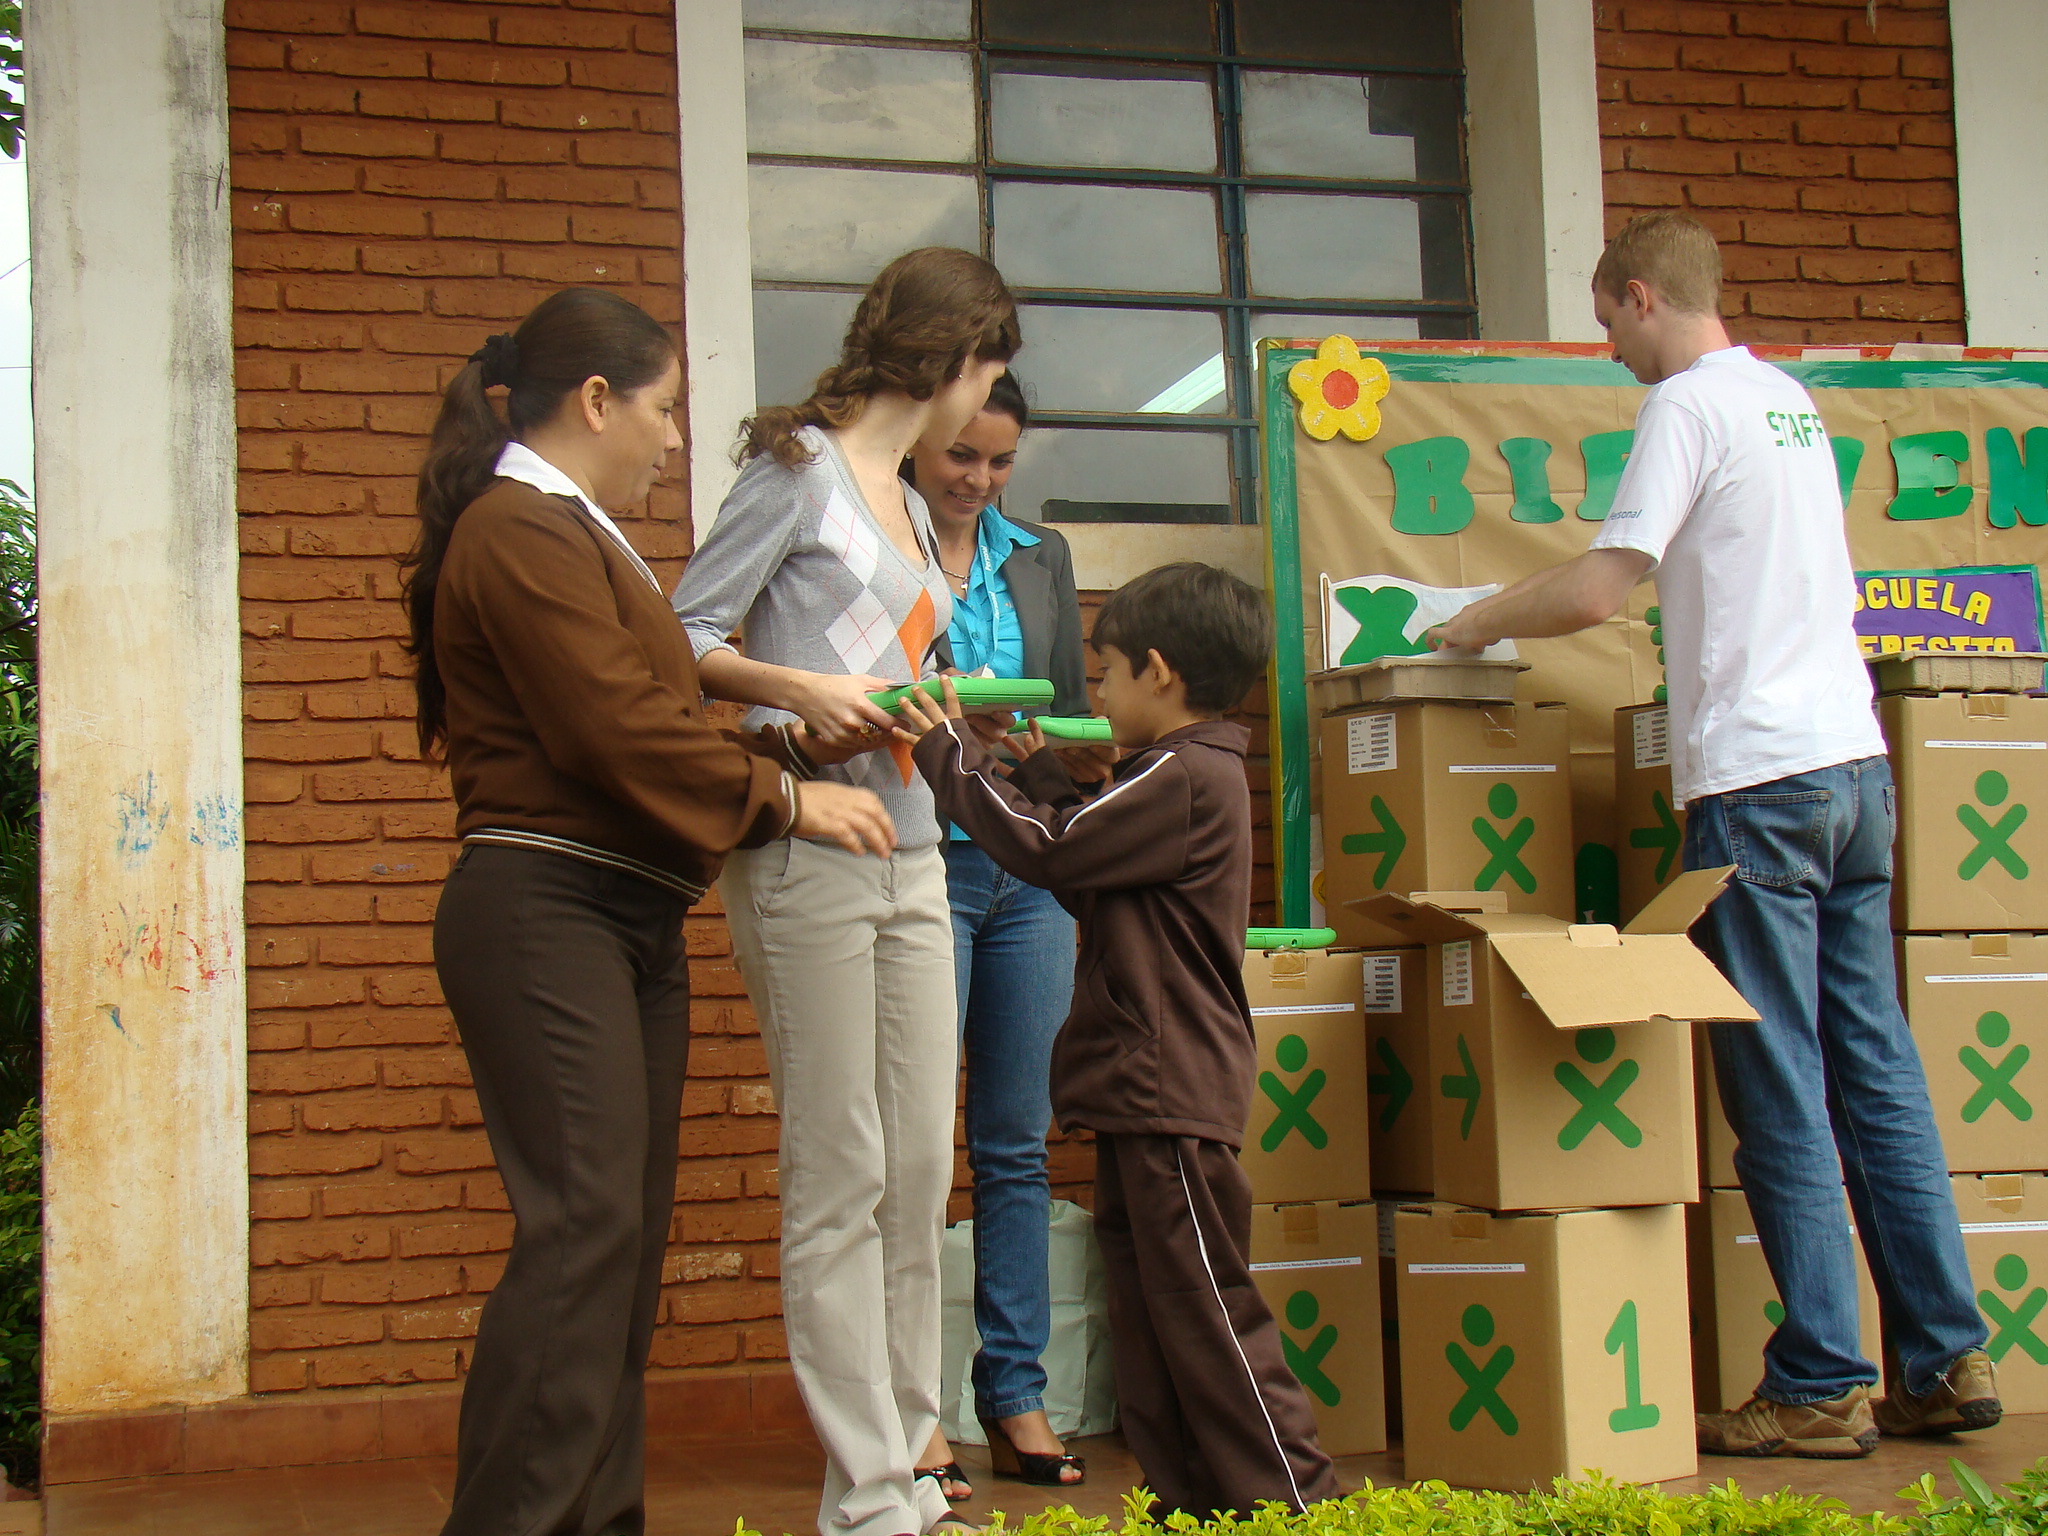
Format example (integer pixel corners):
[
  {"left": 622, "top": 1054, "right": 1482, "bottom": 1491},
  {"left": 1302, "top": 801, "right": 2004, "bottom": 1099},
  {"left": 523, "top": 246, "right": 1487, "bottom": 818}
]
[{"left": 1431, "top": 212, "right": 1994, "bottom": 1459}]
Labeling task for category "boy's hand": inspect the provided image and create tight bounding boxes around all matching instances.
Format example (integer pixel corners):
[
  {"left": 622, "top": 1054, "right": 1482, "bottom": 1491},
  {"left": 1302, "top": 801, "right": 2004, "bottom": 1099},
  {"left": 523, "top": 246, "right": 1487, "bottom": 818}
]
[
  {"left": 890, "top": 678, "right": 961, "bottom": 744},
  {"left": 1056, "top": 742, "right": 1117, "bottom": 784},
  {"left": 1010, "top": 719, "right": 1049, "bottom": 758},
  {"left": 964, "top": 709, "right": 1016, "bottom": 751}
]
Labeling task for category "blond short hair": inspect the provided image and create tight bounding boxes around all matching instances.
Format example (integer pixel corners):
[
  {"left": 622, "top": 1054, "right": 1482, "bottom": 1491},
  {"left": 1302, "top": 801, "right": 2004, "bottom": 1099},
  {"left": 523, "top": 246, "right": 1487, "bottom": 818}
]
[{"left": 1592, "top": 212, "right": 1723, "bottom": 315}]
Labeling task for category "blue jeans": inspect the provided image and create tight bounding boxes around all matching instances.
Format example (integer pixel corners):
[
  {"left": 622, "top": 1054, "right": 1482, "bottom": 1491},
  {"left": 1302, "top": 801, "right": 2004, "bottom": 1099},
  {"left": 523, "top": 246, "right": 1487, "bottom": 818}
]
[
  {"left": 1689, "top": 755, "right": 1987, "bottom": 1404},
  {"left": 943, "top": 839, "right": 1076, "bottom": 1422}
]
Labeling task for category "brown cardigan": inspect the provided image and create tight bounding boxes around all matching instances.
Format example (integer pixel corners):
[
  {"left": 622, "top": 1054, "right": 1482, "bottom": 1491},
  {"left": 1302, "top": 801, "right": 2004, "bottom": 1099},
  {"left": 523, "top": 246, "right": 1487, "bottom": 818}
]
[{"left": 434, "top": 478, "right": 799, "bottom": 899}]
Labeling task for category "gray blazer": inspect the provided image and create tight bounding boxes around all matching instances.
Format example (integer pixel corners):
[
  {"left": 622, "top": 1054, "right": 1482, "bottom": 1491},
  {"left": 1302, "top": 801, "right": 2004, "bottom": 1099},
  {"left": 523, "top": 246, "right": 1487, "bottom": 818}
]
[{"left": 999, "top": 521, "right": 1090, "bottom": 718}]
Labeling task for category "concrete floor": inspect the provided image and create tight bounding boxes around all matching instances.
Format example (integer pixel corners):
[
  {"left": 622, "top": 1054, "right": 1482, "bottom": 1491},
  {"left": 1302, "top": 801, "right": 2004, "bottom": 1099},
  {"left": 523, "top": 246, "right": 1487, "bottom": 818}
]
[{"left": 22, "top": 1413, "right": 2048, "bottom": 1535}]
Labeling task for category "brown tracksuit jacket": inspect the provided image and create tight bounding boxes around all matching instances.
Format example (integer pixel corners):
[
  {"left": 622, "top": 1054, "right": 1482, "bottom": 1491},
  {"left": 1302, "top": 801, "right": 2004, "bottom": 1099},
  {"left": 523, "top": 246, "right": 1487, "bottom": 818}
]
[
  {"left": 911, "top": 717, "right": 1256, "bottom": 1144},
  {"left": 435, "top": 478, "right": 804, "bottom": 895}
]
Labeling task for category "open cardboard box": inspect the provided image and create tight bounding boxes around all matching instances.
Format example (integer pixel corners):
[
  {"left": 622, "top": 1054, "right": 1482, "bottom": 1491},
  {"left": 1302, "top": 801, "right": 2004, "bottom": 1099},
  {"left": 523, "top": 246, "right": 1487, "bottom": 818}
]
[{"left": 1349, "top": 869, "right": 1761, "bottom": 1212}]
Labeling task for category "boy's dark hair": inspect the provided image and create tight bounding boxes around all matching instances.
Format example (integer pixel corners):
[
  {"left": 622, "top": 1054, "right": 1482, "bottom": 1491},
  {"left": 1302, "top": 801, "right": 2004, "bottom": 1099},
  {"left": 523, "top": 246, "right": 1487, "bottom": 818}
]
[{"left": 1092, "top": 562, "right": 1274, "bottom": 715}]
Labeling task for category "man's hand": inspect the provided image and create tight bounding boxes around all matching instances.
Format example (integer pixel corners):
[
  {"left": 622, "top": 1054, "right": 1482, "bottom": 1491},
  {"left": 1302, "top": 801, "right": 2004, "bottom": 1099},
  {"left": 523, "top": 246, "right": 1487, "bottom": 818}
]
[
  {"left": 792, "top": 782, "right": 897, "bottom": 858},
  {"left": 1426, "top": 601, "right": 1502, "bottom": 654},
  {"left": 891, "top": 678, "right": 962, "bottom": 744}
]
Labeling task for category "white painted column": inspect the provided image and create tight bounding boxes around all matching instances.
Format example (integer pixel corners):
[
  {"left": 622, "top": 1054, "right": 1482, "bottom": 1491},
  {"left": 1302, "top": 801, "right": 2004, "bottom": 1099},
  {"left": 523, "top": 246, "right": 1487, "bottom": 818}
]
[
  {"left": 676, "top": 0, "right": 757, "bottom": 541},
  {"left": 1950, "top": 0, "right": 2048, "bottom": 346},
  {"left": 1463, "top": 0, "right": 1608, "bottom": 342},
  {"left": 30, "top": 0, "right": 247, "bottom": 1412}
]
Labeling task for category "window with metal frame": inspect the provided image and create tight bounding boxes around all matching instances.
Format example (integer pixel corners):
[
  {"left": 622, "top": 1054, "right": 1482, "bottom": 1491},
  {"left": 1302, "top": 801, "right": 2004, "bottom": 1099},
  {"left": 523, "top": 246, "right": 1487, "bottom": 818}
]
[{"left": 742, "top": 0, "right": 1473, "bottom": 526}]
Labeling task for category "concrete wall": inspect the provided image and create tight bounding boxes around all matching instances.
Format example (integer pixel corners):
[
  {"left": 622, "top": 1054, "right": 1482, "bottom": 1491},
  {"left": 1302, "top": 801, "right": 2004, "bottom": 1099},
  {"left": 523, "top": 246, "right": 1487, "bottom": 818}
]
[{"left": 31, "top": 0, "right": 249, "bottom": 1413}]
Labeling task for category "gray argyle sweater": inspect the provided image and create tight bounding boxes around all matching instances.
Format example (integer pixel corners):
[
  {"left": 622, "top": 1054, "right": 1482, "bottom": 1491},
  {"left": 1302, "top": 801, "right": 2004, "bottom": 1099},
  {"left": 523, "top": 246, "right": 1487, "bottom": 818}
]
[{"left": 671, "top": 427, "right": 953, "bottom": 849}]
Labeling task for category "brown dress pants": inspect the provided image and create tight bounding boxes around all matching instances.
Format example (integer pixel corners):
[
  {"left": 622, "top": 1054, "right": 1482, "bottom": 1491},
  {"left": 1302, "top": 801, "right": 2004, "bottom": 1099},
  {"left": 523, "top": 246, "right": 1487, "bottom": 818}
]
[
  {"left": 434, "top": 842, "right": 695, "bottom": 1536},
  {"left": 1092, "top": 1134, "right": 1338, "bottom": 1520}
]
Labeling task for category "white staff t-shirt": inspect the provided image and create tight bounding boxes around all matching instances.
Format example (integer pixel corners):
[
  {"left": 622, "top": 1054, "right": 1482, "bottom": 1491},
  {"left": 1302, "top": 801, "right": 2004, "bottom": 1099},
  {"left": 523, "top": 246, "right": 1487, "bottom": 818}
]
[{"left": 1589, "top": 346, "right": 1883, "bottom": 805}]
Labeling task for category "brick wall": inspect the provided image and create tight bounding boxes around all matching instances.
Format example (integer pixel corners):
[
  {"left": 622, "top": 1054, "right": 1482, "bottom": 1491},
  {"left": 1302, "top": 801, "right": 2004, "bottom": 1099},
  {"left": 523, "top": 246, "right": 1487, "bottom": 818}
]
[
  {"left": 227, "top": 0, "right": 795, "bottom": 1397},
  {"left": 1596, "top": 0, "right": 1962, "bottom": 344}
]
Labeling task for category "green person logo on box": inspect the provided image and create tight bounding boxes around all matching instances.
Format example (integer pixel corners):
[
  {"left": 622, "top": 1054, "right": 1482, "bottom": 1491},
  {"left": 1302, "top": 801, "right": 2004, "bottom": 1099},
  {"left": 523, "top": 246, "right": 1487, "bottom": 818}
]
[
  {"left": 1958, "top": 771, "right": 2029, "bottom": 881},
  {"left": 1446, "top": 1303, "right": 1517, "bottom": 1434},
  {"left": 1981, "top": 1253, "right": 2048, "bottom": 1366},
  {"left": 1474, "top": 782, "right": 1539, "bottom": 895},
  {"left": 1554, "top": 1028, "right": 1643, "bottom": 1150},
  {"left": 1961, "top": 1011, "right": 2032, "bottom": 1124},
  {"left": 1258, "top": 1034, "right": 1329, "bottom": 1153},
  {"left": 1281, "top": 1290, "right": 1342, "bottom": 1407}
]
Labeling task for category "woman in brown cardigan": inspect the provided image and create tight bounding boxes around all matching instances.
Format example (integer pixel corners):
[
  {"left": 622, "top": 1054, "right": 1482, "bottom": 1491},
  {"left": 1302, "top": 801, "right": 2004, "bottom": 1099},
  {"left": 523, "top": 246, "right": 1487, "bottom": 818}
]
[{"left": 403, "top": 287, "right": 895, "bottom": 1536}]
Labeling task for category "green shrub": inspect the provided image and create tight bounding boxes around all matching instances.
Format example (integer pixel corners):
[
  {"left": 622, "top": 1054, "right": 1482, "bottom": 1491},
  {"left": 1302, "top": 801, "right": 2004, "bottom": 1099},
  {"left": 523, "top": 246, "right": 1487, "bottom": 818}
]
[
  {"left": 737, "top": 1462, "right": 2048, "bottom": 1536},
  {"left": 0, "top": 1102, "right": 36, "bottom": 1488}
]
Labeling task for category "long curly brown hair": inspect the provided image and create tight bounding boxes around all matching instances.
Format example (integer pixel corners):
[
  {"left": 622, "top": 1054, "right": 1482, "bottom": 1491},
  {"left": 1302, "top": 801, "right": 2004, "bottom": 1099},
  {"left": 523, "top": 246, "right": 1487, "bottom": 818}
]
[{"left": 739, "top": 247, "right": 1021, "bottom": 468}]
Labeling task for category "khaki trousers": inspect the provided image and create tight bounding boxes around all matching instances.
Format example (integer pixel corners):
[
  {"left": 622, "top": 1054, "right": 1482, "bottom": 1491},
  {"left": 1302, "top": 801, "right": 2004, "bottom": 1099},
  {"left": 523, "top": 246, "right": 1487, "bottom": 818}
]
[{"left": 721, "top": 839, "right": 958, "bottom": 1536}]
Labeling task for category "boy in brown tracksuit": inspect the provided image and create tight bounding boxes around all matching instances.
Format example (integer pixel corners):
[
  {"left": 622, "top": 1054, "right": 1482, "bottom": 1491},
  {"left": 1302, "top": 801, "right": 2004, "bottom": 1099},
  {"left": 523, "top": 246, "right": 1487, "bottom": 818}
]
[{"left": 894, "top": 562, "right": 1337, "bottom": 1519}]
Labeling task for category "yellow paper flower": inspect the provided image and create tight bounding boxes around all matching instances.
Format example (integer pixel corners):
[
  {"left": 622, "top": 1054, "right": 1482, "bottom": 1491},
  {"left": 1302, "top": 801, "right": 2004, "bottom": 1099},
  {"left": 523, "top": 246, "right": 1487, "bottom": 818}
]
[{"left": 1288, "top": 336, "right": 1392, "bottom": 442}]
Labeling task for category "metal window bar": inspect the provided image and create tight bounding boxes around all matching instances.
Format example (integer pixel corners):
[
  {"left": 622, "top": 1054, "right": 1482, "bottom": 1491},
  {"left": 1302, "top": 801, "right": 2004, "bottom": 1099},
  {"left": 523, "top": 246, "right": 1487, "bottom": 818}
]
[{"left": 745, "top": 1, "right": 1475, "bottom": 524}]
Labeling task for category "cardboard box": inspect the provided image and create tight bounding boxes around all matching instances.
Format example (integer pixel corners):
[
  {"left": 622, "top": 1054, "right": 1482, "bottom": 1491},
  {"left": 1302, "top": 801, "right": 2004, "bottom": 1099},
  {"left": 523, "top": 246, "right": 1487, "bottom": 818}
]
[
  {"left": 1363, "top": 948, "right": 1432, "bottom": 1195},
  {"left": 1352, "top": 871, "right": 1760, "bottom": 1212},
  {"left": 1614, "top": 704, "right": 1687, "bottom": 925},
  {"left": 1881, "top": 692, "right": 2048, "bottom": 932},
  {"left": 1687, "top": 1188, "right": 1883, "bottom": 1411},
  {"left": 1396, "top": 1202, "right": 1695, "bottom": 1489},
  {"left": 1376, "top": 1200, "right": 1403, "bottom": 1435},
  {"left": 1250, "top": 1200, "right": 1388, "bottom": 1456},
  {"left": 1693, "top": 1033, "right": 1740, "bottom": 1190},
  {"left": 1953, "top": 1173, "right": 2048, "bottom": 1414},
  {"left": 1899, "top": 934, "right": 2048, "bottom": 1174},
  {"left": 1320, "top": 702, "right": 1574, "bottom": 948},
  {"left": 1242, "top": 948, "right": 1372, "bottom": 1204}
]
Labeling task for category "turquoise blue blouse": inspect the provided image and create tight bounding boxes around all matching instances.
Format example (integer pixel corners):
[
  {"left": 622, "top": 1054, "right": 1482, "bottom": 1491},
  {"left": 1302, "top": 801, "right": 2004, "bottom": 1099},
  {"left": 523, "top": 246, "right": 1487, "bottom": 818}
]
[{"left": 945, "top": 505, "right": 1040, "bottom": 841}]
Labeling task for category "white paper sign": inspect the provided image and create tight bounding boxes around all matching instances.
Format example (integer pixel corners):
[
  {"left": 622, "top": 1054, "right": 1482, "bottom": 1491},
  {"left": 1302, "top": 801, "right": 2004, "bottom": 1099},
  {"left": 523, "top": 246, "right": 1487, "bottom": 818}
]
[{"left": 1321, "top": 573, "right": 1520, "bottom": 672}]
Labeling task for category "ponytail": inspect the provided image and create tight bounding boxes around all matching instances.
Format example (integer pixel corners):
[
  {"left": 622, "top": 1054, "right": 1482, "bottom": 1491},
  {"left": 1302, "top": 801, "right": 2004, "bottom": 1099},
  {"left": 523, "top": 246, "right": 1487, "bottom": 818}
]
[
  {"left": 740, "top": 247, "right": 1021, "bottom": 469},
  {"left": 402, "top": 287, "right": 676, "bottom": 754}
]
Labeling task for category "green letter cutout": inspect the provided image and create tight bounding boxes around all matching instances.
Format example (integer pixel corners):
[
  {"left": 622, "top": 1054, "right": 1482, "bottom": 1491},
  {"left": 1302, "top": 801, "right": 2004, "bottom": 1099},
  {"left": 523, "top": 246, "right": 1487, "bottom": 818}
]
[
  {"left": 1831, "top": 437, "right": 1865, "bottom": 512},
  {"left": 1986, "top": 426, "right": 2048, "bottom": 529},
  {"left": 1499, "top": 437, "right": 1563, "bottom": 523},
  {"left": 1385, "top": 436, "right": 1475, "bottom": 535},
  {"left": 1888, "top": 431, "right": 1973, "bottom": 521},
  {"left": 1576, "top": 430, "right": 1635, "bottom": 522}
]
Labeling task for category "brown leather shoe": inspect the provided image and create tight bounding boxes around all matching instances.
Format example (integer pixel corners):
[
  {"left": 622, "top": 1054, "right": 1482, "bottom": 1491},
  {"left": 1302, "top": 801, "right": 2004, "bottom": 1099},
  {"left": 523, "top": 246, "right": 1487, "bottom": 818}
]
[
  {"left": 1875, "top": 1348, "right": 2002, "bottom": 1436},
  {"left": 1697, "top": 1386, "right": 1879, "bottom": 1458}
]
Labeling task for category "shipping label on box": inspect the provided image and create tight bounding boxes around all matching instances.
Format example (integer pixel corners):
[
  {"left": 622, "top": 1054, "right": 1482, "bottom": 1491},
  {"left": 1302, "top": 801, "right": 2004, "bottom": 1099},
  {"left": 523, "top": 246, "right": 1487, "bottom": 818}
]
[
  {"left": 1242, "top": 949, "right": 1373, "bottom": 1204},
  {"left": 1250, "top": 1201, "right": 1388, "bottom": 1457},
  {"left": 1615, "top": 704, "right": 1687, "bottom": 926},
  {"left": 1687, "top": 1189, "right": 1882, "bottom": 1412},
  {"left": 1363, "top": 948, "right": 1432, "bottom": 1196},
  {"left": 1320, "top": 702, "right": 1574, "bottom": 948},
  {"left": 1396, "top": 1202, "right": 1695, "bottom": 1490},
  {"left": 1900, "top": 935, "right": 2048, "bottom": 1174},
  {"left": 1954, "top": 1173, "right": 2048, "bottom": 1414},
  {"left": 1881, "top": 693, "right": 2048, "bottom": 932},
  {"left": 1352, "top": 872, "right": 1758, "bottom": 1212}
]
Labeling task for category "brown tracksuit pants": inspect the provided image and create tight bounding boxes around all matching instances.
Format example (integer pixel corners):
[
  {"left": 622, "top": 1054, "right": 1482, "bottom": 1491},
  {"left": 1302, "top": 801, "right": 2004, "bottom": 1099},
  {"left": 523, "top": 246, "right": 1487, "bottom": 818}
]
[
  {"left": 1093, "top": 1134, "right": 1338, "bottom": 1519},
  {"left": 434, "top": 842, "right": 695, "bottom": 1536}
]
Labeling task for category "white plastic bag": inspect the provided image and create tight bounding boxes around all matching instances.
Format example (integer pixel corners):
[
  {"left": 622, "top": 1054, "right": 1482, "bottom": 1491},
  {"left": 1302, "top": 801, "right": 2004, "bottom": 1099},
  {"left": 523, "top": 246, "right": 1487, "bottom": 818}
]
[{"left": 939, "top": 1199, "right": 1118, "bottom": 1444}]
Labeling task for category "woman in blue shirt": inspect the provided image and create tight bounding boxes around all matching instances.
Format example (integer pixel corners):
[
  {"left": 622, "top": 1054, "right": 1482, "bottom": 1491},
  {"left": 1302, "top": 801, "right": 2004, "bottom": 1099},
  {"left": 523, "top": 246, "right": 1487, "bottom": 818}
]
[{"left": 907, "top": 373, "right": 1091, "bottom": 1495}]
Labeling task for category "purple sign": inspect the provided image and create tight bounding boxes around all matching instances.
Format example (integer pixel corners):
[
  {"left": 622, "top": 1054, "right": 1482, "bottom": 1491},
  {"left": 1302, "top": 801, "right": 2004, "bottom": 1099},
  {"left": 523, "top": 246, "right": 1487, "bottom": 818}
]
[{"left": 1853, "top": 565, "right": 2044, "bottom": 657}]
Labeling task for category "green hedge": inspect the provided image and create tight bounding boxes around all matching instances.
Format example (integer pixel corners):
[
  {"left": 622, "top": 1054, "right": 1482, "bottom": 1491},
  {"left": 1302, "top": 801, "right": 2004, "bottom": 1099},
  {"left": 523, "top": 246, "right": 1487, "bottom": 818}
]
[{"left": 821, "top": 1462, "right": 2048, "bottom": 1536}]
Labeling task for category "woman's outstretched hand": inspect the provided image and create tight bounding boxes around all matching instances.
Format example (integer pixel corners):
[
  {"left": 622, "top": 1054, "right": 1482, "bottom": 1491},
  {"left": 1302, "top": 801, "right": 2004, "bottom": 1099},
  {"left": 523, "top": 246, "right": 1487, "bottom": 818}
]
[
  {"left": 792, "top": 782, "right": 897, "bottom": 858},
  {"left": 788, "top": 672, "right": 899, "bottom": 751}
]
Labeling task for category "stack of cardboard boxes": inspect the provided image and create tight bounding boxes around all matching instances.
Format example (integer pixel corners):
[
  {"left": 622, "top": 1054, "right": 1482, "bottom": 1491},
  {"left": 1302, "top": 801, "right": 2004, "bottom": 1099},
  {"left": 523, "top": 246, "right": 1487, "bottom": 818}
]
[
  {"left": 1280, "top": 681, "right": 1762, "bottom": 1489},
  {"left": 1883, "top": 666, "right": 2048, "bottom": 1415}
]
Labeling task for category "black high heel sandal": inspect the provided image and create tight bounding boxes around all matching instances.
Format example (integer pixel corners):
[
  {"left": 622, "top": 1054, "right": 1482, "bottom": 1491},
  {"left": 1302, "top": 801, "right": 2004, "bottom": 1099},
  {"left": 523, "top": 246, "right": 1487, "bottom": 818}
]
[
  {"left": 977, "top": 1417, "right": 1086, "bottom": 1488},
  {"left": 916, "top": 1462, "right": 974, "bottom": 1504}
]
